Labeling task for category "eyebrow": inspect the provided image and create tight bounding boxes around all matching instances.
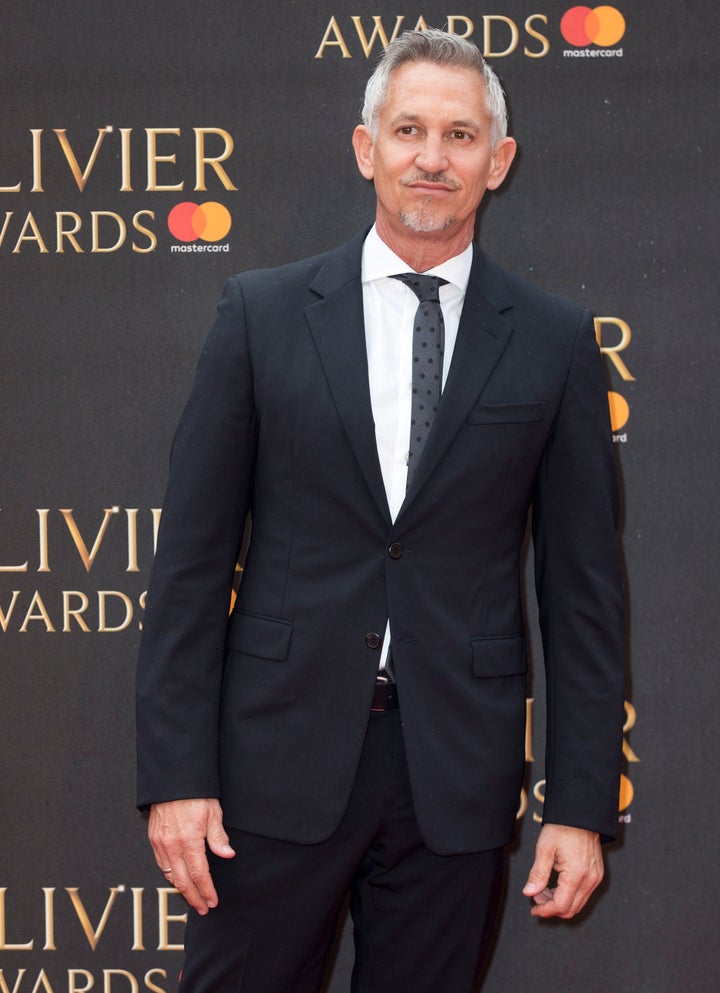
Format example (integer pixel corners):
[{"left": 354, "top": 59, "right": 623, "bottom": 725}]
[{"left": 389, "top": 112, "right": 480, "bottom": 130}]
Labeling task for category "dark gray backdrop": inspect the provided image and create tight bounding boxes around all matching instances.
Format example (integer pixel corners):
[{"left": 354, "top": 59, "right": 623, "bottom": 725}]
[{"left": 1, "top": 2, "right": 718, "bottom": 991}]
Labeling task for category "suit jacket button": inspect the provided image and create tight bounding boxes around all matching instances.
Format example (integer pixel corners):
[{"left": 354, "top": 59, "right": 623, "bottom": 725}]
[
  {"left": 388, "top": 542, "right": 404, "bottom": 559},
  {"left": 365, "top": 632, "right": 382, "bottom": 649}
]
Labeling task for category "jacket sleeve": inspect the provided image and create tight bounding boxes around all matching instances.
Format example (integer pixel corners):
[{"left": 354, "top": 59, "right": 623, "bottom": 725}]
[
  {"left": 136, "top": 276, "right": 258, "bottom": 809},
  {"left": 532, "top": 308, "right": 627, "bottom": 841}
]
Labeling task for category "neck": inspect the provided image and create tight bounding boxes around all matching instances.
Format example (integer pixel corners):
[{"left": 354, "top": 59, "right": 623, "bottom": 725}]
[{"left": 374, "top": 216, "right": 474, "bottom": 272}]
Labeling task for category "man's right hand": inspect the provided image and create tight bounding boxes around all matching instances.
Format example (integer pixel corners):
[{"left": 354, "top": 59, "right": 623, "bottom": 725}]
[{"left": 148, "top": 798, "right": 236, "bottom": 914}]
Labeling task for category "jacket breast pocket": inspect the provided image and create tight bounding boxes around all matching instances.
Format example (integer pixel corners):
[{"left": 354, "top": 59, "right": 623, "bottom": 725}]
[
  {"left": 225, "top": 609, "right": 293, "bottom": 661},
  {"left": 471, "top": 635, "right": 527, "bottom": 677},
  {"left": 465, "top": 401, "right": 545, "bottom": 425}
]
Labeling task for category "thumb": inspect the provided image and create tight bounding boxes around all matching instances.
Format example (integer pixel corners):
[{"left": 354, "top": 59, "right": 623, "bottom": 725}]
[
  {"left": 206, "top": 808, "right": 235, "bottom": 860},
  {"left": 523, "top": 847, "right": 554, "bottom": 896}
]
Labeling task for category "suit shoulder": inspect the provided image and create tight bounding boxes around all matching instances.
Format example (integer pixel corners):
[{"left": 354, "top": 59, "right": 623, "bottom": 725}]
[
  {"left": 481, "top": 255, "right": 589, "bottom": 324},
  {"left": 225, "top": 231, "right": 366, "bottom": 301}
]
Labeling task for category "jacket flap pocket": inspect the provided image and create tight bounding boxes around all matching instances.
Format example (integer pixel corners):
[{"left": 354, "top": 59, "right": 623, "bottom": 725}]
[
  {"left": 466, "top": 401, "right": 545, "bottom": 425},
  {"left": 226, "top": 610, "right": 293, "bottom": 661},
  {"left": 472, "top": 635, "right": 527, "bottom": 677}
]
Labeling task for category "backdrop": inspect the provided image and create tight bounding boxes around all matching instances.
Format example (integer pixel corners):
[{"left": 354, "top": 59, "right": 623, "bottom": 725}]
[{"left": 2, "top": 2, "right": 718, "bottom": 991}]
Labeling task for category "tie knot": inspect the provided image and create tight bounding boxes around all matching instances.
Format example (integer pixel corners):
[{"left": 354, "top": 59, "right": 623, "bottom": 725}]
[{"left": 391, "top": 272, "right": 447, "bottom": 303}]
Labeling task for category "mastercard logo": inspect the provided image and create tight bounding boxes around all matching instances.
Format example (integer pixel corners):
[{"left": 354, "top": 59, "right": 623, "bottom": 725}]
[
  {"left": 561, "top": 6, "right": 626, "bottom": 47},
  {"left": 618, "top": 773, "right": 634, "bottom": 811},
  {"left": 608, "top": 391, "right": 629, "bottom": 433},
  {"left": 167, "top": 201, "right": 232, "bottom": 242}
]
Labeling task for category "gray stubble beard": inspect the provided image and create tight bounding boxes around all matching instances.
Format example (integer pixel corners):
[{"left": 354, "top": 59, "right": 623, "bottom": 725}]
[{"left": 399, "top": 202, "right": 455, "bottom": 234}]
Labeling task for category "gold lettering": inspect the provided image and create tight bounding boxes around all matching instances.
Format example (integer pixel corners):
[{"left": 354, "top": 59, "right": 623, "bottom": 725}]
[
  {"left": 623, "top": 700, "right": 640, "bottom": 763},
  {"left": 0, "top": 213, "right": 14, "bottom": 248},
  {"left": 56, "top": 212, "right": 84, "bottom": 253},
  {"left": 68, "top": 971, "right": 94, "bottom": 993},
  {"left": 31, "top": 129, "right": 44, "bottom": 192},
  {"left": 412, "top": 17, "right": 430, "bottom": 31},
  {"left": 103, "top": 972, "right": 138, "bottom": 993},
  {"left": 138, "top": 590, "right": 147, "bottom": 630},
  {"left": 524, "top": 14, "right": 550, "bottom": 58},
  {"left": 55, "top": 127, "right": 109, "bottom": 192},
  {"left": 447, "top": 16, "right": 474, "bottom": 39},
  {"left": 193, "top": 128, "right": 237, "bottom": 192},
  {"left": 29, "top": 973, "right": 54, "bottom": 993},
  {"left": 42, "top": 888, "right": 56, "bottom": 951},
  {"left": 350, "top": 15, "right": 405, "bottom": 57},
  {"left": 60, "top": 506, "right": 119, "bottom": 572},
  {"left": 594, "top": 317, "right": 636, "bottom": 381},
  {"left": 0, "top": 888, "right": 34, "bottom": 949},
  {"left": 0, "top": 510, "right": 29, "bottom": 571},
  {"left": 12, "top": 212, "right": 49, "bottom": 253},
  {"left": 146, "top": 128, "right": 183, "bottom": 192},
  {"left": 63, "top": 591, "right": 91, "bottom": 632},
  {"left": 0, "top": 970, "right": 27, "bottom": 993},
  {"left": 151, "top": 509, "right": 162, "bottom": 554},
  {"left": 120, "top": 128, "right": 133, "bottom": 191},
  {"left": 0, "top": 592, "right": 21, "bottom": 633},
  {"left": 0, "top": 174, "right": 21, "bottom": 192},
  {"left": 524, "top": 697, "right": 534, "bottom": 762},
  {"left": 91, "top": 211, "right": 126, "bottom": 253},
  {"left": 157, "top": 888, "right": 186, "bottom": 951},
  {"left": 19, "top": 591, "right": 55, "bottom": 632},
  {"left": 532, "top": 778, "right": 546, "bottom": 824},
  {"left": 38, "top": 510, "right": 50, "bottom": 572},
  {"left": 314, "top": 16, "right": 351, "bottom": 58},
  {"left": 483, "top": 15, "right": 519, "bottom": 57},
  {"left": 144, "top": 970, "right": 168, "bottom": 993},
  {"left": 131, "top": 888, "right": 145, "bottom": 951},
  {"left": 98, "top": 591, "right": 133, "bottom": 633},
  {"left": 66, "top": 886, "right": 122, "bottom": 951},
  {"left": 132, "top": 211, "right": 157, "bottom": 254},
  {"left": 516, "top": 787, "right": 527, "bottom": 819},
  {"left": 126, "top": 509, "right": 140, "bottom": 572}
]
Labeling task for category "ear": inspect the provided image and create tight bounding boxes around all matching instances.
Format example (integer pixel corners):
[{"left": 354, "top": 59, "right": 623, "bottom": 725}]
[
  {"left": 486, "top": 137, "right": 517, "bottom": 191},
  {"left": 352, "top": 125, "right": 375, "bottom": 180}
]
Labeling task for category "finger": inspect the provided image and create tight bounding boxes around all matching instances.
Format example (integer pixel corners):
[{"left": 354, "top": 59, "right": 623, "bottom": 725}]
[
  {"left": 529, "top": 880, "right": 575, "bottom": 919},
  {"left": 530, "top": 863, "right": 602, "bottom": 919},
  {"left": 530, "top": 887, "right": 554, "bottom": 906},
  {"left": 150, "top": 828, "right": 215, "bottom": 913},
  {"left": 163, "top": 857, "right": 214, "bottom": 915}
]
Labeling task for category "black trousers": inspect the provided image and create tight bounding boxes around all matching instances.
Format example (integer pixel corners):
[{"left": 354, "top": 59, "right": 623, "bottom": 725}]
[{"left": 178, "top": 709, "right": 505, "bottom": 993}]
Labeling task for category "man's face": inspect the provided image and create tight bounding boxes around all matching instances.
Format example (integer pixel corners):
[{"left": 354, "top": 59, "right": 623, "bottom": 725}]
[{"left": 353, "top": 61, "right": 516, "bottom": 254}]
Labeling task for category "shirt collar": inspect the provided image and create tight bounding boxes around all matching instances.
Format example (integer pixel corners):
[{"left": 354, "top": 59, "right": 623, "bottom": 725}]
[{"left": 362, "top": 224, "right": 473, "bottom": 293}]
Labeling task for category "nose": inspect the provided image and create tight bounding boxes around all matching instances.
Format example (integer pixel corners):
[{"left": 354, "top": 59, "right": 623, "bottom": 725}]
[{"left": 415, "top": 134, "right": 449, "bottom": 174}]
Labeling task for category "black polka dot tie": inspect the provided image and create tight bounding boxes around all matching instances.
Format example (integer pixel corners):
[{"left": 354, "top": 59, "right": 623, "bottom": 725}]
[{"left": 391, "top": 272, "right": 448, "bottom": 489}]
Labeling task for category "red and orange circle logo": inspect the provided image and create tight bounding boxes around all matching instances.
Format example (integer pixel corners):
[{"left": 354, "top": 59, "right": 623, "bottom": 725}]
[
  {"left": 561, "top": 6, "right": 626, "bottom": 47},
  {"left": 167, "top": 201, "right": 231, "bottom": 243},
  {"left": 607, "top": 391, "right": 629, "bottom": 432}
]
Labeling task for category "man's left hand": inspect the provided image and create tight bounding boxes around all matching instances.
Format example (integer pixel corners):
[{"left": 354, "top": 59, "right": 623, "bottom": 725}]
[{"left": 522, "top": 823, "right": 604, "bottom": 919}]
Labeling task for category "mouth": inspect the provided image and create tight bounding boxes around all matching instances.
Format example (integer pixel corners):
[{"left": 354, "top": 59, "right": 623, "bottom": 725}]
[{"left": 402, "top": 174, "right": 460, "bottom": 196}]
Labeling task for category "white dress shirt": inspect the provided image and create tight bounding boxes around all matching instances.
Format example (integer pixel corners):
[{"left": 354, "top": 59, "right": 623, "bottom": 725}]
[{"left": 361, "top": 225, "right": 473, "bottom": 670}]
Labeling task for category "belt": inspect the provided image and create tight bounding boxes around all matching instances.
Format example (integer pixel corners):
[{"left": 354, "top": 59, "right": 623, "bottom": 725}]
[{"left": 371, "top": 675, "right": 399, "bottom": 711}]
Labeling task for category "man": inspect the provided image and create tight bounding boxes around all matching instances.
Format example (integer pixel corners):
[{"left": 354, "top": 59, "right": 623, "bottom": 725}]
[{"left": 137, "top": 28, "right": 626, "bottom": 993}]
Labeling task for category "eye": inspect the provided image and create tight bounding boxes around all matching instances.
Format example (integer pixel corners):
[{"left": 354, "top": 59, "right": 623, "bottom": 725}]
[
  {"left": 397, "top": 125, "right": 418, "bottom": 136},
  {"left": 450, "top": 130, "right": 472, "bottom": 141}
]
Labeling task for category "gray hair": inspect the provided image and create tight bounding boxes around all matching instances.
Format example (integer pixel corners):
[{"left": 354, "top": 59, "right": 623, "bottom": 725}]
[{"left": 361, "top": 28, "right": 509, "bottom": 149}]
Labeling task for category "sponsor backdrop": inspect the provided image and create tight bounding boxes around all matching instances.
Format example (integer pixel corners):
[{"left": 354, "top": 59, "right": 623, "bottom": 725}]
[{"left": 1, "top": 2, "right": 717, "bottom": 991}]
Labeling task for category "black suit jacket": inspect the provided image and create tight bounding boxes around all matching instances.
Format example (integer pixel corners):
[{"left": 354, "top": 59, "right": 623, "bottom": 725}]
[{"left": 136, "top": 230, "right": 626, "bottom": 853}]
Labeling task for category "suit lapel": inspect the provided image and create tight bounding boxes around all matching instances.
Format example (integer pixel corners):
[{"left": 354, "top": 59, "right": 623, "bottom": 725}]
[
  {"left": 400, "top": 248, "right": 516, "bottom": 511},
  {"left": 304, "top": 232, "right": 391, "bottom": 523}
]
